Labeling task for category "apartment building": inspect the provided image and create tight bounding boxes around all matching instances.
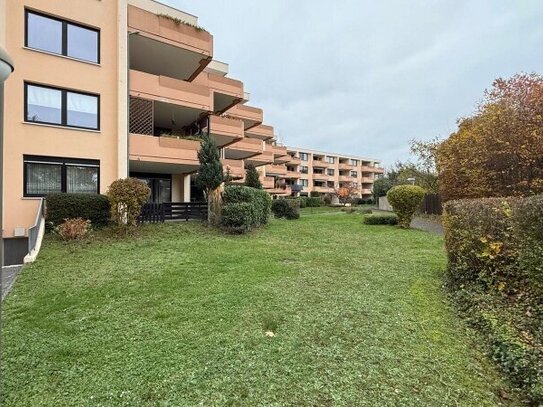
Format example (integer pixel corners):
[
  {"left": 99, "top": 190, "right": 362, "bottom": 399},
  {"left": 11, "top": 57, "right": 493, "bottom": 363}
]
[
  {"left": 0, "top": 0, "right": 381, "bottom": 265},
  {"left": 282, "top": 148, "right": 384, "bottom": 198}
]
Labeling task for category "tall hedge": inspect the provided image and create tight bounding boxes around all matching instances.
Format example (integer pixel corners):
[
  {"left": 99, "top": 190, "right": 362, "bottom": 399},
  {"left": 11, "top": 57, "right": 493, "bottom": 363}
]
[
  {"left": 443, "top": 195, "right": 543, "bottom": 402},
  {"left": 46, "top": 193, "right": 111, "bottom": 227},
  {"left": 221, "top": 185, "right": 272, "bottom": 232}
]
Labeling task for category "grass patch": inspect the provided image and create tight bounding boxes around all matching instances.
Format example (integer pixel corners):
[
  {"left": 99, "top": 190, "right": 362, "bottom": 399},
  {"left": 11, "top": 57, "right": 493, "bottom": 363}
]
[{"left": 2, "top": 211, "right": 516, "bottom": 405}]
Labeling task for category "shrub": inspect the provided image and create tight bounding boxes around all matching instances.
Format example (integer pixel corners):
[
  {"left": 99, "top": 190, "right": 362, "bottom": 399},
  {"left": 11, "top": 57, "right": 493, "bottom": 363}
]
[
  {"left": 46, "top": 193, "right": 110, "bottom": 227},
  {"left": 323, "top": 193, "right": 333, "bottom": 206},
  {"left": 107, "top": 178, "right": 151, "bottom": 226},
  {"left": 387, "top": 185, "right": 425, "bottom": 228},
  {"left": 272, "top": 199, "right": 300, "bottom": 220},
  {"left": 55, "top": 218, "right": 91, "bottom": 240},
  {"left": 443, "top": 195, "right": 543, "bottom": 402},
  {"left": 359, "top": 208, "right": 372, "bottom": 214},
  {"left": 298, "top": 198, "right": 307, "bottom": 208},
  {"left": 309, "top": 191, "right": 321, "bottom": 198},
  {"left": 244, "top": 163, "right": 262, "bottom": 189},
  {"left": 363, "top": 213, "right": 398, "bottom": 225},
  {"left": 221, "top": 185, "right": 272, "bottom": 232},
  {"left": 303, "top": 197, "right": 322, "bottom": 207}
]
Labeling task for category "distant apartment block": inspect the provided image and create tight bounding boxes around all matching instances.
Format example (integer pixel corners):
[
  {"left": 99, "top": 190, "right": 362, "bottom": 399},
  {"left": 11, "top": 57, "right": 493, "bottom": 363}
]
[{"left": 0, "top": 0, "right": 382, "bottom": 264}]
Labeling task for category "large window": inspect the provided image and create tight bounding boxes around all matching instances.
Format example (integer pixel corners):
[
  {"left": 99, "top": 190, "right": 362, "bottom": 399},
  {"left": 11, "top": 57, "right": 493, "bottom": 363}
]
[
  {"left": 24, "top": 155, "right": 99, "bottom": 197},
  {"left": 326, "top": 156, "right": 336, "bottom": 164},
  {"left": 350, "top": 159, "right": 359, "bottom": 166},
  {"left": 25, "top": 83, "right": 99, "bottom": 130},
  {"left": 299, "top": 152, "right": 309, "bottom": 161},
  {"left": 327, "top": 169, "right": 335, "bottom": 176},
  {"left": 26, "top": 10, "right": 99, "bottom": 63},
  {"left": 300, "top": 166, "right": 309, "bottom": 174}
]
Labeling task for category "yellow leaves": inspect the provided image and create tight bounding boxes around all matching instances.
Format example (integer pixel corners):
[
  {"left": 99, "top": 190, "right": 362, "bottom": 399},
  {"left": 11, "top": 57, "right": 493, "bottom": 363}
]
[
  {"left": 497, "top": 281, "right": 506, "bottom": 291},
  {"left": 479, "top": 236, "right": 503, "bottom": 260}
]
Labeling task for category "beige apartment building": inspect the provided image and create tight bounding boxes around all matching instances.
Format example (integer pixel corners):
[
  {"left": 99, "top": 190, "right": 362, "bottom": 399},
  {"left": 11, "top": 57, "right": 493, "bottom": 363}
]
[{"left": 0, "top": 0, "right": 382, "bottom": 264}]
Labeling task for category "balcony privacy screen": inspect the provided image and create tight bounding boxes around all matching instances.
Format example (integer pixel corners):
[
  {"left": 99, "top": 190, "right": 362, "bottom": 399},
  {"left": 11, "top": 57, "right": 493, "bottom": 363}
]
[{"left": 129, "top": 96, "right": 153, "bottom": 135}]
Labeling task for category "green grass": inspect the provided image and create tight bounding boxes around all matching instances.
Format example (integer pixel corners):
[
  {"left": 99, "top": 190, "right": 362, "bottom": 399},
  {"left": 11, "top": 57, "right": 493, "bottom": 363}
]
[{"left": 2, "top": 210, "right": 515, "bottom": 406}]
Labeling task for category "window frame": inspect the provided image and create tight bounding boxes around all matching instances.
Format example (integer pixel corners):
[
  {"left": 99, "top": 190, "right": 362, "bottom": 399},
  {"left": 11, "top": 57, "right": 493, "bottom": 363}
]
[
  {"left": 25, "top": 9, "right": 101, "bottom": 64},
  {"left": 24, "top": 82, "right": 100, "bottom": 130},
  {"left": 23, "top": 155, "right": 100, "bottom": 197}
]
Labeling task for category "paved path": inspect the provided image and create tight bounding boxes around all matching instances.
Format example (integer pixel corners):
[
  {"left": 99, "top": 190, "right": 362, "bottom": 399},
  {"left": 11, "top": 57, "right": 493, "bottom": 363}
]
[
  {"left": 2, "top": 265, "right": 23, "bottom": 301},
  {"left": 410, "top": 216, "right": 444, "bottom": 236}
]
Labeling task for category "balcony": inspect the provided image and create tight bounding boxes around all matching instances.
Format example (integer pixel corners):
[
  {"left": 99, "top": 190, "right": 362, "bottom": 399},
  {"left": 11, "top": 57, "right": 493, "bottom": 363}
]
[
  {"left": 130, "top": 70, "right": 211, "bottom": 111},
  {"left": 261, "top": 176, "right": 274, "bottom": 189},
  {"left": 312, "top": 173, "right": 328, "bottom": 182},
  {"left": 204, "top": 115, "right": 244, "bottom": 147},
  {"left": 338, "top": 162, "right": 353, "bottom": 170},
  {"left": 361, "top": 177, "right": 374, "bottom": 183},
  {"left": 193, "top": 72, "right": 244, "bottom": 113},
  {"left": 128, "top": 6, "right": 213, "bottom": 81},
  {"left": 226, "top": 103, "right": 263, "bottom": 130},
  {"left": 224, "top": 137, "right": 263, "bottom": 160},
  {"left": 265, "top": 164, "right": 287, "bottom": 177},
  {"left": 285, "top": 170, "right": 301, "bottom": 179},
  {"left": 286, "top": 155, "right": 301, "bottom": 166},
  {"left": 374, "top": 167, "right": 385, "bottom": 173},
  {"left": 129, "top": 134, "right": 200, "bottom": 173},
  {"left": 245, "top": 151, "right": 274, "bottom": 167},
  {"left": 313, "top": 186, "right": 333, "bottom": 194},
  {"left": 266, "top": 144, "right": 288, "bottom": 164},
  {"left": 312, "top": 160, "right": 329, "bottom": 168},
  {"left": 246, "top": 124, "right": 275, "bottom": 141},
  {"left": 361, "top": 188, "right": 373, "bottom": 195},
  {"left": 222, "top": 159, "right": 244, "bottom": 179},
  {"left": 339, "top": 175, "right": 356, "bottom": 183}
]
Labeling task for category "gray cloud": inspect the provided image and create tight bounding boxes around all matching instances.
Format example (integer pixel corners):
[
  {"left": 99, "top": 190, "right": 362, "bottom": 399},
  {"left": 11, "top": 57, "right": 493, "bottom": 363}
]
[{"left": 163, "top": 0, "right": 543, "bottom": 166}]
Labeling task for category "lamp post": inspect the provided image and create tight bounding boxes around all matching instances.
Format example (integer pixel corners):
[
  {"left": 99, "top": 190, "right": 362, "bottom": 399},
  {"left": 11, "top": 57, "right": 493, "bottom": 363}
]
[
  {"left": 407, "top": 177, "right": 416, "bottom": 186},
  {"left": 0, "top": 45, "right": 14, "bottom": 293}
]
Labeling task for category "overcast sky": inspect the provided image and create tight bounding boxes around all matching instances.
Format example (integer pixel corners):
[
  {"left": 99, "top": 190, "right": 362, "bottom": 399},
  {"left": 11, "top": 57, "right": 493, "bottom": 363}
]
[{"left": 164, "top": 0, "right": 543, "bottom": 166}]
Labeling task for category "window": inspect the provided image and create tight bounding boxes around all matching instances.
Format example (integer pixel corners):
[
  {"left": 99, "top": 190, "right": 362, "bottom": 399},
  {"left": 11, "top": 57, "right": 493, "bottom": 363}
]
[
  {"left": 24, "top": 155, "right": 99, "bottom": 197},
  {"left": 300, "top": 166, "right": 309, "bottom": 174},
  {"left": 26, "top": 10, "right": 100, "bottom": 63},
  {"left": 326, "top": 156, "right": 336, "bottom": 164},
  {"left": 350, "top": 159, "right": 359, "bottom": 166},
  {"left": 327, "top": 169, "right": 335, "bottom": 176},
  {"left": 351, "top": 171, "right": 358, "bottom": 177},
  {"left": 299, "top": 152, "right": 308, "bottom": 161},
  {"left": 300, "top": 179, "right": 308, "bottom": 187},
  {"left": 25, "top": 83, "right": 99, "bottom": 130}
]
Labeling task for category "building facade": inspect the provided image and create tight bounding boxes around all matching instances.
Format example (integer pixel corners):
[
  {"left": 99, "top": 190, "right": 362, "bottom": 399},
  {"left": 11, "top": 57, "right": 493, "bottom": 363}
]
[{"left": 0, "top": 0, "right": 382, "bottom": 264}]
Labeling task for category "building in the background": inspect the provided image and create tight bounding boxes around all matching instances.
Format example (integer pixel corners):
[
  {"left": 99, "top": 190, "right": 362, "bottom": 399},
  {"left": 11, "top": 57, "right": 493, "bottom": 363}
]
[{"left": 0, "top": 0, "right": 382, "bottom": 264}]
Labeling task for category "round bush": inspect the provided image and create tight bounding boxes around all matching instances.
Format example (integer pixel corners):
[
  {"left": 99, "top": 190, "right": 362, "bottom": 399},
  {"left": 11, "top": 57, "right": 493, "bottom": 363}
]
[
  {"left": 221, "top": 185, "right": 272, "bottom": 232},
  {"left": 387, "top": 185, "right": 425, "bottom": 228},
  {"left": 107, "top": 178, "right": 151, "bottom": 226},
  {"left": 272, "top": 199, "right": 300, "bottom": 220}
]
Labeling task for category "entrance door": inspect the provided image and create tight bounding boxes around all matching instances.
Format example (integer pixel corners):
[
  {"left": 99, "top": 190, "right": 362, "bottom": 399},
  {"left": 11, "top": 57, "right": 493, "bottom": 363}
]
[{"left": 131, "top": 173, "right": 172, "bottom": 203}]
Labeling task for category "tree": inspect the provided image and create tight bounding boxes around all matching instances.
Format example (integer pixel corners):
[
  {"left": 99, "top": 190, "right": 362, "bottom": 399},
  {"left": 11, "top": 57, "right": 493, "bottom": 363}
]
[
  {"left": 373, "top": 177, "right": 393, "bottom": 200},
  {"left": 244, "top": 163, "right": 262, "bottom": 189},
  {"left": 195, "top": 133, "right": 224, "bottom": 225},
  {"left": 334, "top": 182, "right": 359, "bottom": 206},
  {"left": 436, "top": 73, "right": 543, "bottom": 201}
]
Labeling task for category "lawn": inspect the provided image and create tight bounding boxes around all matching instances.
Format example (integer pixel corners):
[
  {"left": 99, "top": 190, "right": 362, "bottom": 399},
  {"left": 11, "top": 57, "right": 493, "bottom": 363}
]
[{"left": 2, "top": 209, "right": 515, "bottom": 406}]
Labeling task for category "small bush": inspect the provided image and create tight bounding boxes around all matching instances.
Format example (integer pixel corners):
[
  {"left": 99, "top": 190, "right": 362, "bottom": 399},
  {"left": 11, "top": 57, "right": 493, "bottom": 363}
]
[
  {"left": 107, "top": 178, "right": 151, "bottom": 226},
  {"left": 55, "top": 218, "right": 91, "bottom": 240},
  {"left": 272, "top": 199, "right": 300, "bottom": 220},
  {"left": 341, "top": 207, "right": 357, "bottom": 214},
  {"left": 46, "top": 193, "right": 110, "bottom": 227},
  {"left": 387, "top": 185, "right": 426, "bottom": 228},
  {"left": 359, "top": 208, "right": 372, "bottom": 214},
  {"left": 221, "top": 185, "right": 272, "bottom": 232},
  {"left": 363, "top": 213, "right": 398, "bottom": 225},
  {"left": 309, "top": 191, "right": 321, "bottom": 198},
  {"left": 298, "top": 198, "right": 307, "bottom": 208},
  {"left": 323, "top": 193, "right": 333, "bottom": 206},
  {"left": 303, "top": 197, "right": 322, "bottom": 207}
]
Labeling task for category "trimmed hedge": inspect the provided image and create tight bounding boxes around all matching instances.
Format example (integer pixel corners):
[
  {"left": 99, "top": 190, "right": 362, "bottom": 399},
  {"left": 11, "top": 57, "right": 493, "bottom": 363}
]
[
  {"left": 363, "top": 213, "right": 398, "bottom": 225},
  {"left": 46, "top": 193, "right": 110, "bottom": 227},
  {"left": 221, "top": 185, "right": 272, "bottom": 232},
  {"left": 444, "top": 195, "right": 543, "bottom": 403},
  {"left": 387, "top": 185, "right": 425, "bottom": 228},
  {"left": 301, "top": 197, "right": 322, "bottom": 208},
  {"left": 272, "top": 199, "right": 300, "bottom": 220}
]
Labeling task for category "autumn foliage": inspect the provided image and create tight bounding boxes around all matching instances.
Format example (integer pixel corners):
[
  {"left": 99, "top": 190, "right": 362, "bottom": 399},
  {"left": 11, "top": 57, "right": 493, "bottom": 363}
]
[
  {"left": 334, "top": 182, "right": 359, "bottom": 206},
  {"left": 436, "top": 73, "right": 543, "bottom": 201}
]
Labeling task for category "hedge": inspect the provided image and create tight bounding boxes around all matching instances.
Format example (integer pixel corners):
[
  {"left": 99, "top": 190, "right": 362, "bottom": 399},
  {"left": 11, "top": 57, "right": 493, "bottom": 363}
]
[
  {"left": 46, "top": 193, "right": 111, "bottom": 227},
  {"left": 221, "top": 185, "right": 272, "bottom": 232},
  {"left": 443, "top": 195, "right": 543, "bottom": 403},
  {"left": 301, "top": 197, "right": 322, "bottom": 208},
  {"left": 363, "top": 213, "right": 398, "bottom": 225},
  {"left": 271, "top": 199, "right": 300, "bottom": 220}
]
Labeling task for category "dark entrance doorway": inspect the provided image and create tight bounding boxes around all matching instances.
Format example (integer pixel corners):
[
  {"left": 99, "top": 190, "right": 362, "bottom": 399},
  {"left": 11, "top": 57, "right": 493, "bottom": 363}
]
[{"left": 130, "top": 173, "right": 172, "bottom": 203}]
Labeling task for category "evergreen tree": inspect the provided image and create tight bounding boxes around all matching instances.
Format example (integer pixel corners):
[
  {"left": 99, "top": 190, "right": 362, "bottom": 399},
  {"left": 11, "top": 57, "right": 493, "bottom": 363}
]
[
  {"left": 196, "top": 133, "right": 224, "bottom": 224},
  {"left": 244, "top": 163, "right": 262, "bottom": 189}
]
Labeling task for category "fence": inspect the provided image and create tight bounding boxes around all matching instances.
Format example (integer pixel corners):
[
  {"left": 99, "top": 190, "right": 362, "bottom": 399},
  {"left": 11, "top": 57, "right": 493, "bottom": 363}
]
[
  {"left": 420, "top": 193, "right": 442, "bottom": 215},
  {"left": 138, "top": 202, "right": 208, "bottom": 224}
]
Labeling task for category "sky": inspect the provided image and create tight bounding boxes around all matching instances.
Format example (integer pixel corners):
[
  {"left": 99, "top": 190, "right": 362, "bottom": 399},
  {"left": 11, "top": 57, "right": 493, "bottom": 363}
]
[{"left": 163, "top": 0, "right": 543, "bottom": 167}]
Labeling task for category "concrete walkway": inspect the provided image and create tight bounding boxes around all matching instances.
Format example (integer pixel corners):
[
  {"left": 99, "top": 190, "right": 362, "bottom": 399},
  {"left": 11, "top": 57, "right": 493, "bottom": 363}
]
[
  {"left": 2, "top": 265, "right": 23, "bottom": 301},
  {"left": 411, "top": 216, "right": 444, "bottom": 236}
]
